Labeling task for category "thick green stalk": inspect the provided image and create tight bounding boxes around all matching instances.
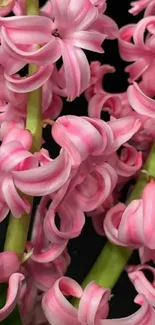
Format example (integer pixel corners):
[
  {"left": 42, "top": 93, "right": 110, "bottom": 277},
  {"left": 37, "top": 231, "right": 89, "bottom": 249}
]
[
  {"left": 4, "top": 0, "right": 41, "bottom": 256},
  {"left": 72, "top": 141, "right": 155, "bottom": 307}
]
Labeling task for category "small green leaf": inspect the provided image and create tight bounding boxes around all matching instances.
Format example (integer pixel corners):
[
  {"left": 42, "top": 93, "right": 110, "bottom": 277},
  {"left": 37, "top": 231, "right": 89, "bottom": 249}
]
[{"left": 0, "top": 284, "right": 23, "bottom": 325}]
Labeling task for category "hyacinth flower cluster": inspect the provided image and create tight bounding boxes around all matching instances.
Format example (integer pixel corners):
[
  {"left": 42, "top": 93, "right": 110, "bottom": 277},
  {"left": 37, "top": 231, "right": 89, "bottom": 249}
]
[{"left": 1, "top": 0, "right": 155, "bottom": 324}]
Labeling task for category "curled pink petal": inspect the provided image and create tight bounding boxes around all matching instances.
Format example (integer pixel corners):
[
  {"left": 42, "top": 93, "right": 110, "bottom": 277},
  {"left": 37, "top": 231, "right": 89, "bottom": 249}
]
[
  {"left": 2, "top": 175, "right": 30, "bottom": 217},
  {"left": 108, "top": 144, "right": 142, "bottom": 177},
  {"left": 100, "top": 294, "right": 155, "bottom": 324},
  {"left": 44, "top": 201, "right": 85, "bottom": 244},
  {"left": 52, "top": 116, "right": 103, "bottom": 165},
  {"left": 0, "top": 141, "right": 37, "bottom": 172},
  {"left": 42, "top": 277, "right": 83, "bottom": 325},
  {"left": 2, "top": 127, "right": 32, "bottom": 150},
  {"left": 0, "top": 252, "right": 20, "bottom": 282},
  {"left": 127, "top": 264, "right": 155, "bottom": 307},
  {"left": 57, "top": 40, "right": 90, "bottom": 100},
  {"left": 118, "top": 24, "right": 142, "bottom": 62},
  {"left": 5, "top": 65, "right": 54, "bottom": 93},
  {"left": 1, "top": 27, "right": 60, "bottom": 66},
  {"left": 27, "top": 241, "right": 68, "bottom": 264},
  {"left": 0, "top": 273, "right": 24, "bottom": 321},
  {"left": 128, "top": 82, "right": 155, "bottom": 118},
  {"left": 108, "top": 116, "right": 141, "bottom": 153},
  {"left": 104, "top": 203, "right": 127, "bottom": 246},
  {"left": 78, "top": 281, "right": 110, "bottom": 325},
  {"left": 73, "top": 163, "right": 118, "bottom": 212},
  {"left": 91, "top": 14, "right": 118, "bottom": 39},
  {"left": 105, "top": 181, "right": 155, "bottom": 249},
  {"left": 88, "top": 93, "right": 121, "bottom": 119},
  {"left": 13, "top": 150, "right": 71, "bottom": 196}
]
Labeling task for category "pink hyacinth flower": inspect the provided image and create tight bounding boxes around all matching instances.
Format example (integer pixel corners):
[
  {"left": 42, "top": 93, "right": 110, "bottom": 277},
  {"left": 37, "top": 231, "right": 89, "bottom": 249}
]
[
  {"left": 107, "top": 143, "right": 142, "bottom": 177},
  {"left": 44, "top": 200, "right": 85, "bottom": 245},
  {"left": 100, "top": 295, "right": 155, "bottom": 324},
  {"left": 107, "top": 116, "right": 141, "bottom": 154},
  {"left": 70, "top": 162, "right": 118, "bottom": 212},
  {"left": 47, "top": 0, "right": 106, "bottom": 100},
  {"left": 127, "top": 264, "right": 155, "bottom": 307},
  {"left": 42, "top": 277, "right": 83, "bottom": 325},
  {"left": 42, "top": 277, "right": 111, "bottom": 325},
  {"left": 52, "top": 115, "right": 104, "bottom": 166},
  {"left": 128, "top": 82, "right": 155, "bottom": 119},
  {"left": 0, "top": 127, "right": 37, "bottom": 219},
  {"left": 118, "top": 17, "right": 155, "bottom": 83},
  {"left": 25, "top": 197, "right": 68, "bottom": 263},
  {"left": 12, "top": 149, "right": 72, "bottom": 197},
  {"left": 104, "top": 181, "right": 155, "bottom": 249},
  {"left": 2, "top": 0, "right": 106, "bottom": 99}
]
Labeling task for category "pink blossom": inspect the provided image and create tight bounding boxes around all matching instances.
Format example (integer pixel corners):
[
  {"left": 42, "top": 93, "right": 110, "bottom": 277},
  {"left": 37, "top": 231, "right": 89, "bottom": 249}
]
[
  {"left": 100, "top": 295, "right": 155, "bottom": 325},
  {"left": 104, "top": 181, "right": 155, "bottom": 249},
  {"left": 88, "top": 92, "right": 122, "bottom": 119},
  {"left": 118, "top": 17, "right": 155, "bottom": 83},
  {"left": 12, "top": 149, "right": 71, "bottom": 197},
  {"left": 127, "top": 264, "right": 155, "bottom": 307},
  {"left": 44, "top": 200, "right": 85, "bottom": 244},
  {"left": 107, "top": 116, "right": 141, "bottom": 154},
  {"left": 52, "top": 115, "right": 141, "bottom": 166},
  {"left": 42, "top": 277, "right": 110, "bottom": 325},
  {"left": 1, "top": 1, "right": 106, "bottom": 99},
  {"left": 42, "top": 277, "right": 83, "bottom": 325},
  {"left": 25, "top": 197, "right": 70, "bottom": 263},
  {"left": 90, "top": 0, "right": 118, "bottom": 39},
  {"left": 69, "top": 162, "right": 118, "bottom": 212},
  {"left": 78, "top": 281, "right": 110, "bottom": 324},
  {"left": 127, "top": 82, "right": 155, "bottom": 119},
  {"left": 107, "top": 143, "right": 142, "bottom": 178},
  {"left": 0, "top": 127, "right": 37, "bottom": 219}
]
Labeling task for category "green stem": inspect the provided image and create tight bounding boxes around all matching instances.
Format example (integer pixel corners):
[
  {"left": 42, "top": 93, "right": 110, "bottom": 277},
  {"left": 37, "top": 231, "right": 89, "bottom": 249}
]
[
  {"left": 72, "top": 141, "right": 155, "bottom": 307},
  {"left": 4, "top": 0, "right": 41, "bottom": 256}
]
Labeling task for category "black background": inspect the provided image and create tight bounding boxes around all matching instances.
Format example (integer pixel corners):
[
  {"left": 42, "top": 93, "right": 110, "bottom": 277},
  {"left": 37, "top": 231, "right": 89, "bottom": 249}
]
[{"left": 0, "top": 0, "right": 147, "bottom": 319}]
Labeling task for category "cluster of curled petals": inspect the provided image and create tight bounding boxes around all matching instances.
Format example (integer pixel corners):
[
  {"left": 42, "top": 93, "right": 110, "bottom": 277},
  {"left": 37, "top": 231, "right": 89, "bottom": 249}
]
[
  {"left": 0, "top": 125, "right": 72, "bottom": 219},
  {"left": 104, "top": 181, "right": 155, "bottom": 249},
  {"left": 1, "top": 0, "right": 155, "bottom": 324},
  {"left": 85, "top": 61, "right": 155, "bottom": 152},
  {"left": 42, "top": 277, "right": 110, "bottom": 325},
  {"left": 127, "top": 264, "right": 155, "bottom": 307},
  {"left": 42, "top": 277, "right": 155, "bottom": 325},
  {"left": 0, "top": 0, "right": 116, "bottom": 100}
]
